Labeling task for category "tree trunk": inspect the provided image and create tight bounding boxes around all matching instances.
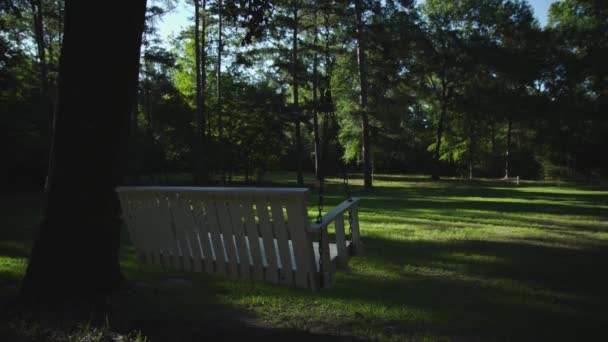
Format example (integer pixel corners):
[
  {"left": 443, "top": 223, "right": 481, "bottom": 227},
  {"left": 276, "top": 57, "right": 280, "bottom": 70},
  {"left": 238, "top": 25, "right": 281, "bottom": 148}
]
[
  {"left": 217, "top": 0, "right": 225, "bottom": 183},
  {"left": 468, "top": 119, "right": 474, "bottom": 180},
  {"left": 20, "top": 0, "right": 147, "bottom": 301},
  {"left": 311, "top": 11, "right": 320, "bottom": 179},
  {"left": 320, "top": 11, "right": 334, "bottom": 179},
  {"left": 432, "top": 76, "right": 451, "bottom": 181},
  {"left": 201, "top": 1, "right": 208, "bottom": 139},
  {"left": 292, "top": 4, "right": 304, "bottom": 185},
  {"left": 194, "top": 0, "right": 207, "bottom": 184},
  {"left": 432, "top": 98, "right": 447, "bottom": 180},
  {"left": 490, "top": 119, "right": 497, "bottom": 176},
  {"left": 505, "top": 118, "right": 512, "bottom": 179},
  {"left": 355, "top": 0, "right": 372, "bottom": 190}
]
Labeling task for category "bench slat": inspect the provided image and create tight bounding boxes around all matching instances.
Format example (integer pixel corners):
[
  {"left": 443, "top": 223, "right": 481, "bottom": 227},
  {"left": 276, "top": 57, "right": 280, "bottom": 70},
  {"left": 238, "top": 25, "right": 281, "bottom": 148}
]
[
  {"left": 285, "top": 197, "right": 316, "bottom": 289},
  {"left": 270, "top": 200, "right": 293, "bottom": 285},
  {"left": 255, "top": 197, "right": 279, "bottom": 284},
  {"left": 202, "top": 197, "right": 227, "bottom": 275},
  {"left": 189, "top": 196, "right": 214, "bottom": 273},
  {"left": 130, "top": 195, "right": 150, "bottom": 264},
  {"left": 119, "top": 193, "right": 141, "bottom": 260},
  {"left": 215, "top": 193, "right": 239, "bottom": 277},
  {"left": 334, "top": 213, "right": 347, "bottom": 267},
  {"left": 227, "top": 193, "right": 250, "bottom": 279},
  {"left": 130, "top": 193, "right": 161, "bottom": 265},
  {"left": 118, "top": 193, "right": 138, "bottom": 250},
  {"left": 165, "top": 194, "right": 183, "bottom": 270},
  {"left": 319, "top": 227, "right": 332, "bottom": 289},
  {"left": 151, "top": 193, "right": 173, "bottom": 267},
  {"left": 240, "top": 197, "right": 264, "bottom": 282},
  {"left": 171, "top": 195, "right": 200, "bottom": 272}
]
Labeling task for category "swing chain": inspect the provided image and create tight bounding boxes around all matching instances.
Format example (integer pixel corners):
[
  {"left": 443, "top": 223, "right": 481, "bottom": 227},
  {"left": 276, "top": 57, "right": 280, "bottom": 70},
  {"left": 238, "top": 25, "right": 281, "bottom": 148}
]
[
  {"left": 317, "top": 179, "right": 324, "bottom": 224},
  {"left": 317, "top": 176, "right": 325, "bottom": 285},
  {"left": 343, "top": 164, "right": 353, "bottom": 250},
  {"left": 317, "top": 110, "right": 331, "bottom": 284},
  {"left": 318, "top": 228, "right": 324, "bottom": 287}
]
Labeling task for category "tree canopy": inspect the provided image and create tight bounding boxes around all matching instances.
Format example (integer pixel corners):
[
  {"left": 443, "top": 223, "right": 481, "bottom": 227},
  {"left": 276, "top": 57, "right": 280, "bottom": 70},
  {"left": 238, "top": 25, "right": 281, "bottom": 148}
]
[{"left": 3, "top": 0, "right": 607, "bottom": 190}]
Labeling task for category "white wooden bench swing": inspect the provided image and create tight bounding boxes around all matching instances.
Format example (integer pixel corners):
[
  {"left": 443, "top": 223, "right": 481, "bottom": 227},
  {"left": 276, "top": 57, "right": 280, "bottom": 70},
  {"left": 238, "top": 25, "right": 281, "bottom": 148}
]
[{"left": 116, "top": 161, "right": 362, "bottom": 290}]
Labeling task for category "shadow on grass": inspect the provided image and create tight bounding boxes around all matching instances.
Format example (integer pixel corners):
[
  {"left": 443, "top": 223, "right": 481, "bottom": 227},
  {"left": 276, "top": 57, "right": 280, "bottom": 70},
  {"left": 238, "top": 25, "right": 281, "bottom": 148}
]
[
  {"left": 2, "top": 181, "right": 607, "bottom": 341},
  {"left": 0, "top": 193, "right": 366, "bottom": 341},
  {"left": 107, "top": 273, "right": 367, "bottom": 341},
  {"left": 325, "top": 235, "right": 608, "bottom": 340},
  {"left": 180, "top": 234, "right": 608, "bottom": 340},
  {"left": 1, "top": 250, "right": 368, "bottom": 341}
]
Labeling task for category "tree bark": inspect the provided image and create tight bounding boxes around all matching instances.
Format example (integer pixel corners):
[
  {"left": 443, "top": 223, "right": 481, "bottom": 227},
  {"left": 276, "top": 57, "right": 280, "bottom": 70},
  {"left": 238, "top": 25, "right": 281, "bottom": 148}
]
[
  {"left": 292, "top": 2, "right": 304, "bottom": 185},
  {"left": 467, "top": 115, "right": 474, "bottom": 180},
  {"left": 201, "top": 0, "right": 208, "bottom": 139},
  {"left": 355, "top": 0, "right": 372, "bottom": 190},
  {"left": 432, "top": 102, "right": 446, "bottom": 180},
  {"left": 217, "top": 0, "right": 225, "bottom": 183},
  {"left": 20, "top": 0, "right": 147, "bottom": 301},
  {"left": 490, "top": 118, "right": 496, "bottom": 175},
  {"left": 194, "top": 0, "right": 207, "bottom": 184},
  {"left": 432, "top": 76, "right": 450, "bottom": 180},
  {"left": 311, "top": 10, "right": 320, "bottom": 179}
]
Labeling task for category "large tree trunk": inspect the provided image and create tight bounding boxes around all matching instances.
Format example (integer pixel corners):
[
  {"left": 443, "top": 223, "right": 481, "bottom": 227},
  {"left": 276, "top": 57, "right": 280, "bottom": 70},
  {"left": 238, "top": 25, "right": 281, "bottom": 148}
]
[
  {"left": 292, "top": 3, "right": 304, "bottom": 185},
  {"left": 20, "top": 0, "right": 147, "bottom": 301},
  {"left": 194, "top": 0, "right": 207, "bottom": 184},
  {"left": 354, "top": 0, "right": 372, "bottom": 190}
]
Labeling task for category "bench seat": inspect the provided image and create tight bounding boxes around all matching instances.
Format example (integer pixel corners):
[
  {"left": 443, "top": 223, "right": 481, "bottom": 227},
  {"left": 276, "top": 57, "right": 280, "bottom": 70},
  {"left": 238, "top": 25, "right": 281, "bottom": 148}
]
[{"left": 116, "top": 186, "right": 361, "bottom": 289}]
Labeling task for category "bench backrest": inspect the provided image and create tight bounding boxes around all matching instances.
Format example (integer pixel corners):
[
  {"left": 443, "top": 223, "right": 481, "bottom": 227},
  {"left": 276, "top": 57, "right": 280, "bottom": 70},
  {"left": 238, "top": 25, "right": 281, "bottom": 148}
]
[{"left": 116, "top": 186, "right": 319, "bottom": 289}]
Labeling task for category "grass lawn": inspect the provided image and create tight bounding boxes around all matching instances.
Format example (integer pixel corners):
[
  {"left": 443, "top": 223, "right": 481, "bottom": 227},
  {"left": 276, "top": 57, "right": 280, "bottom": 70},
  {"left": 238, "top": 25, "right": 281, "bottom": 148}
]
[{"left": 1, "top": 174, "right": 608, "bottom": 341}]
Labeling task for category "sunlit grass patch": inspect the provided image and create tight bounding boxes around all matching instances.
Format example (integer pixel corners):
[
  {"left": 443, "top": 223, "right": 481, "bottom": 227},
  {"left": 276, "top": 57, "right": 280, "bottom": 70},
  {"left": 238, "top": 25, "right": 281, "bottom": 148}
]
[{"left": 0, "top": 254, "right": 28, "bottom": 282}]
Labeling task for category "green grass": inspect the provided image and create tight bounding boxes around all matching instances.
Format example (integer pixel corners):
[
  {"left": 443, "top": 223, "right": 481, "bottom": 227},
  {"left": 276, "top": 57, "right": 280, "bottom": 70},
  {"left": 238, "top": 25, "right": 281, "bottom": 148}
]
[{"left": 2, "top": 174, "right": 608, "bottom": 341}]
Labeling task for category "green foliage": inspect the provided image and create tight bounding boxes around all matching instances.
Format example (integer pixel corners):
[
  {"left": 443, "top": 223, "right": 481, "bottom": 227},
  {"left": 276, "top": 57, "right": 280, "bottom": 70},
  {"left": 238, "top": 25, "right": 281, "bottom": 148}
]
[
  {"left": 0, "top": 0, "right": 63, "bottom": 190},
  {"left": 227, "top": 81, "right": 287, "bottom": 180},
  {"left": 137, "top": 43, "right": 194, "bottom": 173},
  {"left": 4, "top": 0, "right": 608, "bottom": 190}
]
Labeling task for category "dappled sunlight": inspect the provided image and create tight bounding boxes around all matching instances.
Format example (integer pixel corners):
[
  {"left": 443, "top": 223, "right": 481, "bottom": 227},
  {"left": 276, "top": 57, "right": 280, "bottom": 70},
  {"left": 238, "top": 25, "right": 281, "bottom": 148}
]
[
  {"left": 440, "top": 195, "right": 608, "bottom": 210},
  {"left": 506, "top": 186, "right": 608, "bottom": 196}
]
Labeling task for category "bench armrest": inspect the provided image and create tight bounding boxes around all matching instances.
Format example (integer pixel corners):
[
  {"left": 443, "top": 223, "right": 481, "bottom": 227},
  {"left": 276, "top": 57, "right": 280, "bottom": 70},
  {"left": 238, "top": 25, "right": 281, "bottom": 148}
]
[
  {"left": 307, "top": 197, "right": 360, "bottom": 233},
  {"left": 307, "top": 197, "right": 362, "bottom": 287}
]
